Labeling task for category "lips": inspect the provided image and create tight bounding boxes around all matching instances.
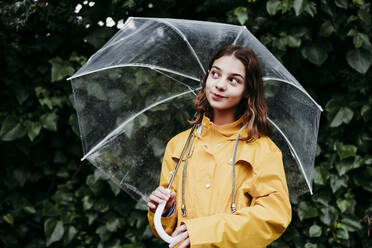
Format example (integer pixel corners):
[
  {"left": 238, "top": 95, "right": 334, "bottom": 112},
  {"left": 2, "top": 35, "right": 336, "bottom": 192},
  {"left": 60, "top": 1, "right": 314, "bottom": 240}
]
[{"left": 211, "top": 92, "right": 226, "bottom": 100}]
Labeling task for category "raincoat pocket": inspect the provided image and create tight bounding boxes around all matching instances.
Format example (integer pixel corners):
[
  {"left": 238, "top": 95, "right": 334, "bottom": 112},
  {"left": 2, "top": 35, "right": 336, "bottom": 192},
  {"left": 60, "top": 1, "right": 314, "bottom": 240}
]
[{"left": 171, "top": 142, "right": 194, "bottom": 163}]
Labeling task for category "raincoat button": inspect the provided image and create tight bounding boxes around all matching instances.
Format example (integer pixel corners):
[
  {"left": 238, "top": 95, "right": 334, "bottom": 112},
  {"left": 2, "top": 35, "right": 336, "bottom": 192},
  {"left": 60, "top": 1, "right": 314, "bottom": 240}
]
[
  {"left": 205, "top": 184, "right": 210, "bottom": 189},
  {"left": 217, "top": 144, "right": 221, "bottom": 148},
  {"left": 229, "top": 158, "right": 233, "bottom": 162},
  {"left": 204, "top": 144, "right": 208, "bottom": 149}
]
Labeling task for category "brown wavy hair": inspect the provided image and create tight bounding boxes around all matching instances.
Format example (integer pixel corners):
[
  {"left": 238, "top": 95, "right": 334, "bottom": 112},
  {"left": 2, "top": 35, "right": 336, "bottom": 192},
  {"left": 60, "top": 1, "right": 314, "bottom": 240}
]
[{"left": 189, "top": 44, "right": 271, "bottom": 141}]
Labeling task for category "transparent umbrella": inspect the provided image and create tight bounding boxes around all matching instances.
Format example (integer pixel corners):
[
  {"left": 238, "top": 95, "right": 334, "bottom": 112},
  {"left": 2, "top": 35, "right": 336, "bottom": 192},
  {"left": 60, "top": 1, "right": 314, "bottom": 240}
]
[{"left": 68, "top": 17, "right": 322, "bottom": 210}]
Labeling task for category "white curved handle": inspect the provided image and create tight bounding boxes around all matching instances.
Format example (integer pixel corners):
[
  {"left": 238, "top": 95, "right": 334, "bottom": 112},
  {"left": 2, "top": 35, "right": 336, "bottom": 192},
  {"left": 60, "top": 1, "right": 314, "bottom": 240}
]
[{"left": 154, "top": 200, "right": 176, "bottom": 243}]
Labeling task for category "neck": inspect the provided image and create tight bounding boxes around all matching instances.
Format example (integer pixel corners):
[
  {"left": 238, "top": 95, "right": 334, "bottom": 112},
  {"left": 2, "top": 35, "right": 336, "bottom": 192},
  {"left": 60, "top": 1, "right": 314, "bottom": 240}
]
[{"left": 212, "top": 109, "right": 236, "bottom": 126}]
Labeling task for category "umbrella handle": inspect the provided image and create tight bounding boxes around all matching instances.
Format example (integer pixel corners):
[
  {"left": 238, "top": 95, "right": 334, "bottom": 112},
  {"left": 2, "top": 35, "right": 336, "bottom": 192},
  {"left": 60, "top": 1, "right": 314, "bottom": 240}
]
[{"left": 154, "top": 199, "right": 176, "bottom": 244}]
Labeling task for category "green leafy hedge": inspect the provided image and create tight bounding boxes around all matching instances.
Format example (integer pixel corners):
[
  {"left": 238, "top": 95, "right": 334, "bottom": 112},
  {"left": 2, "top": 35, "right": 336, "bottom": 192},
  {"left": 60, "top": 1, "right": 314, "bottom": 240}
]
[{"left": 1, "top": 0, "right": 371, "bottom": 247}]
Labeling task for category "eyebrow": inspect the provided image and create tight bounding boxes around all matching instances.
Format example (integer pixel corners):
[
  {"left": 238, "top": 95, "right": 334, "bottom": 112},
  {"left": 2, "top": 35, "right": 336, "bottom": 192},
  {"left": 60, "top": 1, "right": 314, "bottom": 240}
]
[{"left": 211, "top": 65, "right": 245, "bottom": 79}]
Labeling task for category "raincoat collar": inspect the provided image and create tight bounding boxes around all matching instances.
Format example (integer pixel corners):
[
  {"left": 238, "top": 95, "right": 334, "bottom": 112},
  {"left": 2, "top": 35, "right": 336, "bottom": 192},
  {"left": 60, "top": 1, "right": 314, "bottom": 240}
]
[{"left": 199, "top": 114, "right": 247, "bottom": 140}]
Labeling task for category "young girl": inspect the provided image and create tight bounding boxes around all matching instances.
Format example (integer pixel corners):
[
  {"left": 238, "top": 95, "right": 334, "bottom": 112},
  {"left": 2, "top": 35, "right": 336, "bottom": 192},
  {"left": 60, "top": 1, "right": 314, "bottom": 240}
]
[{"left": 147, "top": 45, "right": 291, "bottom": 248}]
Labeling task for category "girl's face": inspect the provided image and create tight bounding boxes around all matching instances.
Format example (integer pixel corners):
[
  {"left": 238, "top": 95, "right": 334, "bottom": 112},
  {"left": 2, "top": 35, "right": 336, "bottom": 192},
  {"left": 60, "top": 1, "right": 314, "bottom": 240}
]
[{"left": 205, "top": 55, "right": 246, "bottom": 115}]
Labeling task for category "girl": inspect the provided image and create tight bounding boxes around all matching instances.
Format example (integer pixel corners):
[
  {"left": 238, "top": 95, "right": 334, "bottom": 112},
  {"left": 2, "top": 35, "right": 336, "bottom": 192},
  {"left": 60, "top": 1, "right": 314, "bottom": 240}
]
[{"left": 147, "top": 45, "right": 291, "bottom": 248}]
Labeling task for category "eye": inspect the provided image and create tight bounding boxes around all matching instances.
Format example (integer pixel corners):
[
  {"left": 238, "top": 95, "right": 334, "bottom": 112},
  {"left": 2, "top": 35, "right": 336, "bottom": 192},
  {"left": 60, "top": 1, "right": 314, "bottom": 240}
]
[
  {"left": 210, "top": 70, "right": 219, "bottom": 78},
  {"left": 230, "top": 77, "right": 240, "bottom": 85}
]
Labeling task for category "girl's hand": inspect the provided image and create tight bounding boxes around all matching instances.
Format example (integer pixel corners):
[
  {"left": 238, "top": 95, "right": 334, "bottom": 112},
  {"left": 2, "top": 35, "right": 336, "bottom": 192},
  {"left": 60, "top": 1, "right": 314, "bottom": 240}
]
[
  {"left": 169, "top": 224, "right": 190, "bottom": 248},
  {"left": 148, "top": 186, "right": 176, "bottom": 215}
]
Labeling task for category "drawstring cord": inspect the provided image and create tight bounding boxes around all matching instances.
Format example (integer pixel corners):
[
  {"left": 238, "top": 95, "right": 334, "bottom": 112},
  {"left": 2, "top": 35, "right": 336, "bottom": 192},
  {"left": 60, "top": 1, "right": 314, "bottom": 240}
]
[
  {"left": 231, "top": 133, "right": 240, "bottom": 213},
  {"left": 231, "top": 123, "right": 248, "bottom": 213},
  {"left": 181, "top": 132, "right": 196, "bottom": 216},
  {"left": 169, "top": 120, "right": 247, "bottom": 216},
  {"left": 167, "top": 124, "right": 196, "bottom": 190}
]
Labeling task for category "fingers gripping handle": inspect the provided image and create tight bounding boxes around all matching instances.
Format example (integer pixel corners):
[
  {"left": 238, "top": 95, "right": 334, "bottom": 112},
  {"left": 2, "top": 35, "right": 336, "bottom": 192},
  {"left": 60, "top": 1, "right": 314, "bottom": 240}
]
[{"left": 154, "top": 200, "right": 176, "bottom": 243}]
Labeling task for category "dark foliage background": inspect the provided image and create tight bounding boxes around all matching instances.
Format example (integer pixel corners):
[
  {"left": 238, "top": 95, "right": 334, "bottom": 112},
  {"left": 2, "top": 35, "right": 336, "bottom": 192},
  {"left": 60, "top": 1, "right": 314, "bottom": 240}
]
[{"left": 1, "top": 0, "right": 371, "bottom": 247}]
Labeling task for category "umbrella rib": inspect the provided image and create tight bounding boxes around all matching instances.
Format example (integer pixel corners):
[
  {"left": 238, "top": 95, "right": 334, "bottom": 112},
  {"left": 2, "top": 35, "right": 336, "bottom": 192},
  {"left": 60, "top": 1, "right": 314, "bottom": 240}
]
[
  {"left": 81, "top": 88, "right": 201, "bottom": 161},
  {"left": 152, "top": 68, "right": 198, "bottom": 96},
  {"left": 267, "top": 117, "right": 313, "bottom": 194},
  {"left": 263, "top": 77, "right": 323, "bottom": 111},
  {"left": 232, "top": 27, "right": 244, "bottom": 45},
  {"left": 156, "top": 19, "right": 206, "bottom": 75},
  {"left": 68, "top": 63, "right": 201, "bottom": 82}
]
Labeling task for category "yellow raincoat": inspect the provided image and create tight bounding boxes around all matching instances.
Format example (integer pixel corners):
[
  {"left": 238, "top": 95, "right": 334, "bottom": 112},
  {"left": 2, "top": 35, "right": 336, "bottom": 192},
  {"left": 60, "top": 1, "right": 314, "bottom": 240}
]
[{"left": 148, "top": 115, "right": 291, "bottom": 247}]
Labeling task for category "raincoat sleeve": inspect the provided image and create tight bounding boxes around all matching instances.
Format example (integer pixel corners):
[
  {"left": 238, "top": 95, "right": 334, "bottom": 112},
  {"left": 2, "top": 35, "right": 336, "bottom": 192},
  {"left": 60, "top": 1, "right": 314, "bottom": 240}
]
[
  {"left": 183, "top": 141, "right": 292, "bottom": 248},
  {"left": 147, "top": 138, "right": 178, "bottom": 237}
]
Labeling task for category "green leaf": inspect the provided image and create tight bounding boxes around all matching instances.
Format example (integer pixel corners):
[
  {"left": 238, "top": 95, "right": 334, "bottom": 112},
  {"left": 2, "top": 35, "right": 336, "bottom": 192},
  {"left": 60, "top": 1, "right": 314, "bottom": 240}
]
[
  {"left": 106, "top": 218, "right": 120, "bottom": 232},
  {"left": 63, "top": 226, "right": 77, "bottom": 246},
  {"left": 266, "top": 0, "right": 281, "bottom": 16},
  {"left": 0, "top": 116, "right": 26, "bottom": 141},
  {"left": 319, "top": 21, "right": 335, "bottom": 37},
  {"left": 312, "top": 190, "right": 331, "bottom": 206},
  {"left": 361, "top": 104, "right": 372, "bottom": 121},
  {"left": 293, "top": 0, "right": 306, "bottom": 16},
  {"left": 309, "top": 224, "right": 322, "bottom": 237},
  {"left": 336, "top": 225, "right": 349, "bottom": 239},
  {"left": 94, "top": 169, "right": 109, "bottom": 181},
  {"left": 330, "top": 175, "right": 348, "bottom": 193},
  {"left": 44, "top": 219, "right": 64, "bottom": 246},
  {"left": 340, "top": 217, "right": 362, "bottom": 232},
  {"left": 315, "top": 165, "right": 329, "bottom": 184},
  {"left": 346, "top": 48, "right": 372, "bottom": 74},
  {"left": 353, "top": 32, "right": 371, "bottom": 48},
  {"left": 96, "top": 225, "right": 111, "bottom": 242},
  {"left": 325, "top": 97, "right": 340, "bottom": 114},
  {"left": 297, "top": 201, "right": 319, "bottom": 221},
  {"left": 301, "top": 45, "right": 328, "bottom": 66},
  {"left": 353, "top": 167, "right": 372, "bottom": 191},
  {"left": 336, "top": 198, "right": 351, "bottom": 213},
  {"left": 24, "top": 120, "right": 42, "bottom": 141},
  {"left": 108, "top": 181, "right": 121, "bottom": 196},
  {"left": 320, "top": 206, "right": 338, "bottom": 225},
  {"left": 87, "top": 213, "right": 98, "bottom": 225},
  {"left": 233, "top": 7, "right": 248, "bottom": 25},
  {"left": 347, "top": 15, "right": 358, "bottom": 24},
  {"left": 40, "top": 112, "right": 58, "bottom": 131},
  {"left": 357, "top": 4, "right": 371, "bottom": 25},
  {"left": 49, "top": 57, "right": 75, "bottom": 82},
  {"left": 94, "top": 199, "right": 109, "bottom": 213},
  {"left": 334, "top": 142, "right": 357, "bottom": 160},
  {"left": 304, "top": 243, "right": 317, "bottom": 248},
  {"left": 347, "top": 29, "right": 358, "bottom": 37},
  {"left": 353, "top": 0, "right": 365, "bottom": 5},
  {"left": 23, "top": 206, "right": 36, "bottom": 214},
  {"left": 335, "top": 160, "right": 354, "bottom": 176},
  {"left": 329, "top": 107, "right": 353, "bottom": 127},
  {"left": 304, "top": 2, "right": 317, "bottom": 17},
  {"left": 313, "top": 163, "right": 330, "bottom": 185},
  {"left": 287, "top": 35, "right": 301, "bottom": 47},
  {"left": 3, "top": 214, "right": 14, "bottom": 225},
  {"left": 335, "top": 0, "right": 348, "bottom": 9},
  {"left": 82, "top": 195, "right": 94, "bottom": 210},
  {"left": 15, "top": 87, "right": 30, "bottom": 105}
]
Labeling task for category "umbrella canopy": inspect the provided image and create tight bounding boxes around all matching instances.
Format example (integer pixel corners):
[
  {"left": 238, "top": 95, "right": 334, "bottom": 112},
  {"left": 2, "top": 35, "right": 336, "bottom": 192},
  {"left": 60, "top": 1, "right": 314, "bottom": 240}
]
[{"left": 68, "top": 17, "right": 322, "bottom": 206}]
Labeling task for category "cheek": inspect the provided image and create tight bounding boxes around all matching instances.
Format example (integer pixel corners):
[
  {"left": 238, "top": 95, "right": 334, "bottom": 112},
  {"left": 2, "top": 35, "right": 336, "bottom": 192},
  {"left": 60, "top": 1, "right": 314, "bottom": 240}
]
[
  {"left": 230, "top": 87, "right": 245, "bottom": 99},
  {"left": 205, "top": 79, "right": 213, "bottom": 92}
]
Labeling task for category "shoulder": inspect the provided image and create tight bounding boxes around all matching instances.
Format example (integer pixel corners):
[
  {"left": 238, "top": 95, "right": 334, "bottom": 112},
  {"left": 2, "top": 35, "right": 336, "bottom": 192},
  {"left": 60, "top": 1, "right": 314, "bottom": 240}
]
[
  {"left": 240, "top": 136, "right": 283, "bottom": 171},
  {"left": 249, "top": 136, "right": 281, "bottom": 154},
  {"left": 165, "top": 127, "right": 193, "bottom": 153}
]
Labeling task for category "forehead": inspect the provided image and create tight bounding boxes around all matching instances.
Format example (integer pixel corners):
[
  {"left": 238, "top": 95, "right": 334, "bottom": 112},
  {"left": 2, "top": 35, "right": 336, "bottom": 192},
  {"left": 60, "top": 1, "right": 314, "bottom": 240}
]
[{"left": 212, "top": 55, "right": 245, "bottom": 77}]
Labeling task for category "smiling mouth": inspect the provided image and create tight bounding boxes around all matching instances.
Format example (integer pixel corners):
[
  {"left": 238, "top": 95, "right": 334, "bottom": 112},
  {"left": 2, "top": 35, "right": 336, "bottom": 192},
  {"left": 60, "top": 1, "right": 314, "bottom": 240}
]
[{"left": 211, "top": 92, "right": 226, "bottom": 99}]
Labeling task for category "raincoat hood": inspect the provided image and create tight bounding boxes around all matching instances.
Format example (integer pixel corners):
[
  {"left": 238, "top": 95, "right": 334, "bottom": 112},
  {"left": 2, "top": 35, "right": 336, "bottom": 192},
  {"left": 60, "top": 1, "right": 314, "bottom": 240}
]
[{"left": 197, "top": 114, "right": 247, "bottom": 140}]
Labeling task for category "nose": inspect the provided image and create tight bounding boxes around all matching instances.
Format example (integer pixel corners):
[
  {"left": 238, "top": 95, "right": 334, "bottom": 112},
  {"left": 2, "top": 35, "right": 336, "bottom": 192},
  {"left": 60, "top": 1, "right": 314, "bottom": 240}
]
[{"left": 215, "top": 78, "right": 227, "bottom": 91}]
